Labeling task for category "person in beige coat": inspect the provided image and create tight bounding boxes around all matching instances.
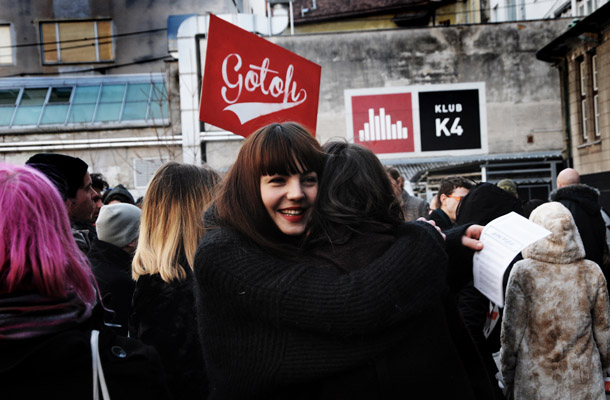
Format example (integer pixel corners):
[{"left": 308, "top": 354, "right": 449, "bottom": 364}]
[{"left": 501, "top": 201, "right": 610, "bottom": 400}]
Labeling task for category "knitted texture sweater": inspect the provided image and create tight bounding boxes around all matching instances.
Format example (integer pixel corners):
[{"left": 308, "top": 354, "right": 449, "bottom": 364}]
[{"left": 194, "top": 221, "right": 493, "bottom": 399}]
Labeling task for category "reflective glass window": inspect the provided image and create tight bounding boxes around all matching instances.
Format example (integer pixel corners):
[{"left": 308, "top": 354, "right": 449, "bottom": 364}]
[
  {"left": 95, "top": 103, "right": 122, "bottom": 122},
  {"left": 13, "top": 106, "right": 43, "bottom": 125},
  {"left": 122, "top": 102, "right": 148, "bottom": 121},
  {"left": 41, "top": 104, "right": 69, "bottom": 124},
  {"left": 69, "top": 104, "right": 96, "bottom": 123},
  {"left": 0, "top": 89, "right": 19, "bottom": 105},
  {"left": 0, "top": 107, "right": 15, "bottom": 125},
  {"left": 20, "top": 88, "right": 47, "bottom": 106},
  {"left": 73, "top": 86, "right": 100, "bottom": 104},
  {"left": 0, "top": 76, "right": 168, "bottom": 128}
]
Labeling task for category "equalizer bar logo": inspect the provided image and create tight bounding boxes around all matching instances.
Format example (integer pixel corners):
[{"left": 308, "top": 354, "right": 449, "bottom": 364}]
[{"left": 358, "top": 108, "right": 409, "bottom": 142}]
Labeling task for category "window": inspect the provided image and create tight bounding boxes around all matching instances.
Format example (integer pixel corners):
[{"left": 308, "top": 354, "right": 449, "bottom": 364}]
[
  {"left": 579, "top": 59, "right": 588, "bottom": 141},
  {"left": 0, "top": 74, "right": 168, "bottom": 129},
  {"left": 519, "top": 0, "right": 526, "bottom": 20},
  {"left": 0, "top": 25, "right": 12, "bottom": 64},
  {"left": 594, "top": 95, "right": 600, "bottom": 138},
  {"left": 581, "top": 99, "right": 588, "bottom": 140},
  {"left": 580, "top": 61, "right": 586, "bottom": 96},
  {"left": 507, "top": 0, "right": 517, "bottom": 20},
  {"left": 592, "top": 55, "right": 599, "bottom": 138},
  {"left": 0, "top": 88, "right": 19, "bottom": 125},
  {"left": 41, "top": 20, "right": 113, "bottom": 64},
  {"left": 578, "top": 54, "right": 601, "bottom": 142}
]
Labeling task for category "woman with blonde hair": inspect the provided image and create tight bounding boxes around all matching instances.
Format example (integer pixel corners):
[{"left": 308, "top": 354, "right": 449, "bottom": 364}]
[{"left": 129, "top": 161, "right": 219, "bottom": 400}]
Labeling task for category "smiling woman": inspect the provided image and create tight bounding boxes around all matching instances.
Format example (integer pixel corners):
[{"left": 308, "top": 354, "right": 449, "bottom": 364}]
[{"left": 212, "top": 122, "right": 324, "bottom": 255}]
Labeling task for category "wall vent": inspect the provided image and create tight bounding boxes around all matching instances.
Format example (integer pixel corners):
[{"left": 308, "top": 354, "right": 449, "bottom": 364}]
[{"left": 133, "top": 157, "right": 166, "bottom": 188}]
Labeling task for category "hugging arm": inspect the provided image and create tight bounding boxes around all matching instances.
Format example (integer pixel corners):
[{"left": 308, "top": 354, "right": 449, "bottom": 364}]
[{"left": 194, "top": 222, "right": 448, "bottom": 337}]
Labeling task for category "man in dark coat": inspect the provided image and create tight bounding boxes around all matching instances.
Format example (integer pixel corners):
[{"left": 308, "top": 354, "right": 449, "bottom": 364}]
[
  {"left": 88, "top": 203, "right": 141, "bottom": 335},
  {"left": 26, "top": 153, "right": 97, "bottom": 253},
  {"left": 551, "top": 168, "right": 608, "bottom": 274}
]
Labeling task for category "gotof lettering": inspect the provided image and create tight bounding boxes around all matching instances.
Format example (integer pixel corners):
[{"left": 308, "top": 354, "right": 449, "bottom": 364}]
[{"left": 221, "top": 53, "right": 307, "bottom": 105}]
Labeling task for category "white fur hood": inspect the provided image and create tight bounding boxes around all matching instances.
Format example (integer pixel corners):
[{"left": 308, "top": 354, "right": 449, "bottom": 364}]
[{"left": 522, "top": 202, "right": 585, "bottom": 264}]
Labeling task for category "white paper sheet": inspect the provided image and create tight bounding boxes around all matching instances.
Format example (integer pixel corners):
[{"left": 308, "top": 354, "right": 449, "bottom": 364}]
[{"left": 472, "top": 211, "right": 551, "bottom": 307}]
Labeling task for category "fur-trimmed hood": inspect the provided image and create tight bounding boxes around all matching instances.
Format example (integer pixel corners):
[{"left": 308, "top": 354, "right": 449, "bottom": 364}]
[
  {"left": 550, "top": 184, "right": 600, "bottom": 216},
  {"left": 523, "top": 202, "right": 585, "bottom": 264}
]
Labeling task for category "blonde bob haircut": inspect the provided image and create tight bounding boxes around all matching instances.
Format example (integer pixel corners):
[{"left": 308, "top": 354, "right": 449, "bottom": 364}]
[{"left": 132, "top": 162, "right": 220, "bottom": 282}]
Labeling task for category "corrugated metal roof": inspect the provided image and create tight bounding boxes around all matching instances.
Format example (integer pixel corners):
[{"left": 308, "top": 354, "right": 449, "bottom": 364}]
[{"left": 383, "top": 151, "right": 563, "bottom": 181}]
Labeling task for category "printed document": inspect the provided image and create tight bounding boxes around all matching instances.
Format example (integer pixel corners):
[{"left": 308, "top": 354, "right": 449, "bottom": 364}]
[{"left": 473, "top": 212, "right": 551, "bottom": 307}]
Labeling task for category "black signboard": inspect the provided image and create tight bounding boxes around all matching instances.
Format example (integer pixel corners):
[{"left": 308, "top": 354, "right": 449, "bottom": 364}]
[{"left": 418, "top": 89, "right": 481, "bottom": 152}]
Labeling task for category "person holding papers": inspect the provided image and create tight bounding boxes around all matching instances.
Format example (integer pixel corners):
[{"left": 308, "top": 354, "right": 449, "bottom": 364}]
[{"left": 500, "top": 202, "right": 610, "bottom": 400}]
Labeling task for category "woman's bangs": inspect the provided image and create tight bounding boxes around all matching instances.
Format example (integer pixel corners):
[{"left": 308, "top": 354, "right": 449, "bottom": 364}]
[{"left": 258, "top": 137, "right": 319, "bottom": 176}]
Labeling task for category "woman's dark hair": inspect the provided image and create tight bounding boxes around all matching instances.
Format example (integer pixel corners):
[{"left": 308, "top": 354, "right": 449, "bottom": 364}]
[
  {"left": 214, "top": 122, "right": 324, "bottom": 254},
  {"left": 308, "top": 141, "right": 404, "bottom": 245}
]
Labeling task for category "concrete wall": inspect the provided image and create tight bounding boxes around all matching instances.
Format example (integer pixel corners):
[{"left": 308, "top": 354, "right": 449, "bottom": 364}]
[{"left": 257, "top": 19, "right": 570, "bottom": 161}]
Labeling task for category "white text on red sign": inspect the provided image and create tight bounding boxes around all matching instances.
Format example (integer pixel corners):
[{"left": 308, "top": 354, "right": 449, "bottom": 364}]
[{"left": 221, "top": 54, "right": 307, "bottom": 124}]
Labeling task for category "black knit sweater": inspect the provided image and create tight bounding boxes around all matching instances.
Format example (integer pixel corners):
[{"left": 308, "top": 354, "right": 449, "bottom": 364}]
[{"left": 194, "top": 221, "right": 495, "bottom": 399}]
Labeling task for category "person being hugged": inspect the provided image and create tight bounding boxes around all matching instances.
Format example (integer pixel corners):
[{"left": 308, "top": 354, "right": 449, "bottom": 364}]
[{"left": 194, "top": 123, "right": 494, "bottom": 399}]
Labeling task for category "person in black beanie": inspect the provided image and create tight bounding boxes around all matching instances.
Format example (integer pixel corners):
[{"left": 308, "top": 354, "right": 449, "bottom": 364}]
[
  {"left": 25, "top": 153, "right": 96, "bottom": 253},
  {"left": 103, "top": 184, "right": 135, "bottom": 205}
]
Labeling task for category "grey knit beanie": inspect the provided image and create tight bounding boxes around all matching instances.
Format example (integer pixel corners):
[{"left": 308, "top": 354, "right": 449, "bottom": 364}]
[{"left": 96, "top": 203, "right": 142, "bottom": 248}]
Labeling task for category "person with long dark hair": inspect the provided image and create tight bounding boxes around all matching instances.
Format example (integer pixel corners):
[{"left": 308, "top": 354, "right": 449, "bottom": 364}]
[{"left": 194, "top": 124, "right": 494, "bottom": 399}]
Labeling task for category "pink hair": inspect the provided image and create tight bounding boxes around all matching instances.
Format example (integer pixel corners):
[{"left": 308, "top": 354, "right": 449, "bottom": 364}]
[{"left": 0, "top": 163, "right": 95, "bottom": 303}]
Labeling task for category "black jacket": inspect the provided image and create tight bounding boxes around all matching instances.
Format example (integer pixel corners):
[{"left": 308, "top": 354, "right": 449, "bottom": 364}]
[
  {"left": 88, "top": 239, "right": 135, "bottom": 336},
  {"left": 194, "top": 221, "right": 496, "bottom": 400},
  {"left": 0, "top": 315, "right": 171, "bottom": 400},
  {"left": 453, "top": 183, "right": 524, "bottom": 398},
  {"left": 428, "top": 208, "right": 453, "bottom": 231},
  {"left": 129, "top": 271, "right": 208, "bottom": 400},
  {"left": 551, "top": 184, "right": 608, "bottom": 269}
]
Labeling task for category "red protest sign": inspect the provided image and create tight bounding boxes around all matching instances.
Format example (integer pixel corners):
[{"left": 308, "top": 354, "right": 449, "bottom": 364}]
[{"left": 200, "top": 14, "right": 321, "bottom": 138}]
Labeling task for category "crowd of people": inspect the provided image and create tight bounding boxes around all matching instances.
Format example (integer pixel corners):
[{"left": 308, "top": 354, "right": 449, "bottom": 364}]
[{"left": 1, "top": 121, "right": 610, "bottom": 399}]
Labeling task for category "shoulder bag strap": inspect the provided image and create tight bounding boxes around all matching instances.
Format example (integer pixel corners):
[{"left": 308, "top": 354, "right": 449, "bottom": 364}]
[{"left": 90, "top": 329, "right": 111, "bottom": 400}]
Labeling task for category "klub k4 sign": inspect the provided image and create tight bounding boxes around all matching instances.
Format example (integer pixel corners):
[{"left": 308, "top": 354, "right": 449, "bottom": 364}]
[
  {"left": 345, "top": 83, "right": 488, "bottom": 158},
  {"left": 200, "top": 14, "right": 321, "bottom": 138}
]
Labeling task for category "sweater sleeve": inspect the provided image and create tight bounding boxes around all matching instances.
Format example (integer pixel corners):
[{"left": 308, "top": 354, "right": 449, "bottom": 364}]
[
  {"left": 591, "top": 266, "right": 610, "bottom": 369},
  {"left": 194, "top": 222, "right": 448, "bottom": 337},
  {"left": 500, "top": 264, "right": 527, "bottom": 386}
]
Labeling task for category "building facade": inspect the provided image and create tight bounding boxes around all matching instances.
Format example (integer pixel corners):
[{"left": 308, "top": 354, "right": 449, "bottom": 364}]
[
  {"left": 1, "top": 1, "right": 574, "bottom": 202},
  {"left": 537, "top": 1, "right": 610, "bottom": 209},
  {"left": 0, "top": 0, "right": 233, "bottom": 194}
]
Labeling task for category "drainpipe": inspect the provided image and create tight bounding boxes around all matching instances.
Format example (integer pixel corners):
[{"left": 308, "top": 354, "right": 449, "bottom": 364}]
[{"left": 559, "top": 59, "right": 573, "bottom": 168}]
